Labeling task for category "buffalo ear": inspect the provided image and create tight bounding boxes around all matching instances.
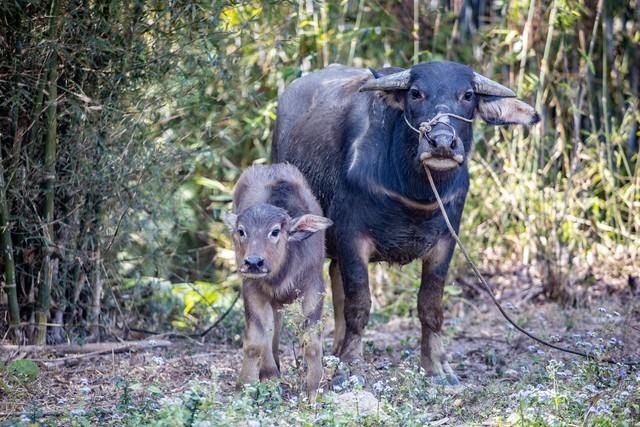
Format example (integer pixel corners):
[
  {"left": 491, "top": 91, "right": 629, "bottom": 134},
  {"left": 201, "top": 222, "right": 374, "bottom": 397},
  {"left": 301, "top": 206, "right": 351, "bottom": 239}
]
[
  {"left": 378, "top": 92, "right": 405, "bottom": 110},
  {"left": 477, "top": 96, "right": 540, "bottom": 126},
  {"left": 288, "top": 214, "right": 333, "bottom": 242},
  {"left": 222, "top": 211, "right": 238, "bottom": 232},
  {"left": 359, "top": 68, "right": 410, "bottom": 110}
]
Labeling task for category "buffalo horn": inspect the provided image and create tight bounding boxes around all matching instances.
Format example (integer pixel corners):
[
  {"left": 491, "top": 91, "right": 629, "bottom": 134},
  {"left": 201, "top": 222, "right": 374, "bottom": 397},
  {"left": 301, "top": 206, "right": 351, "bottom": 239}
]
[
  {"left": 359, "top": 69, "right": 411, "bottom": 92},
  {"left": 472, "top": 72, "right": 516, "bottom": 97}
]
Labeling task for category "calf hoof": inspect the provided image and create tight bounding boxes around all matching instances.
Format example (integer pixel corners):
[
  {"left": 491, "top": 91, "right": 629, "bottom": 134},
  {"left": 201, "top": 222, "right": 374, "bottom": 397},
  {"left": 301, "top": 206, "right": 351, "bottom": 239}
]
[{"left": 331, "top": 338, "right": 344, "bottom": 356}]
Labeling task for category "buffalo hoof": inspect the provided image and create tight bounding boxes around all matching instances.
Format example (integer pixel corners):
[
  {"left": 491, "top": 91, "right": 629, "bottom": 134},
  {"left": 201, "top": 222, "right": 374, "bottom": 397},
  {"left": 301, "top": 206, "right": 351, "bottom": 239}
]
[
  {"left": 259, "top": 368, "right": 280, "bottom": 381},
  {"left": 331, "top": 371, "right": 348, "bottom": 391},
  {"left": 331, "top": 360, "right": 366, "bottom": 391},
  {"left": 339, "top": 334, "right": 364, "bottom": 363},
  {"left": 434, "top": 371, "right": 460, "bottom": 386}
]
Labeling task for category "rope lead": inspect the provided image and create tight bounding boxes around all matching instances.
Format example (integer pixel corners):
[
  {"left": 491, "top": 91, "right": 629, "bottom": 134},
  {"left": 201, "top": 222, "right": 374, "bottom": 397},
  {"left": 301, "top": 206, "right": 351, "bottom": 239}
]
[{"left": 424, "top": 165, "right": 638, "bottom": 367}]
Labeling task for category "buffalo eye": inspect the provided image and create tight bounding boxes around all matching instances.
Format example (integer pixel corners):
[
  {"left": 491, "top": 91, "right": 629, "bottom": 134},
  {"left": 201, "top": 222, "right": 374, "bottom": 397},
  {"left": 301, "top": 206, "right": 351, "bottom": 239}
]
[
  {"left": 410, "top": 88, "right": 424, "bottom": 100},
  {"left": 462, "top": 90, "right": 474, "bottom": 101}
]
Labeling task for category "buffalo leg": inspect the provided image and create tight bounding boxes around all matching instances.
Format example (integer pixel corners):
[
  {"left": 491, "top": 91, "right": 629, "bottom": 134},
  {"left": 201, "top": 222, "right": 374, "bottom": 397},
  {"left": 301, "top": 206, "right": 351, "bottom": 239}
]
[
  {"left": 418, "top": 238, "right": 459, "bottom": 385},
  {"left": 330, "top": 260, "right": 346, "bottom": 355},
  {"left": 301, "top": 276, "right": 324, "bottom": 402},
  {"left": 338, "top": 236, "right": 372, "bottom": 362}
]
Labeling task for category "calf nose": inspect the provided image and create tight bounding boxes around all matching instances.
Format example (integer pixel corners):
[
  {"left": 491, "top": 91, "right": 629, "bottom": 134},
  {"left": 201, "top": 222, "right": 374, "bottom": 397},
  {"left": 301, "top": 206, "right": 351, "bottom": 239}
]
[{"left": 243, "top": 255, "right": 265, "bottom": 269}]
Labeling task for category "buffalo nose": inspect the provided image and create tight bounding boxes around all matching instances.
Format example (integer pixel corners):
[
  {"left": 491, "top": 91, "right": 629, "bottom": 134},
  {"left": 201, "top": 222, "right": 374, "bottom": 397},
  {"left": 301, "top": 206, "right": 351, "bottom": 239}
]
[
  {"left": 430, "top": 132, "right": 456, "bottom": 150},
  {"left": 244, "top": 255, "right": 265, "bottom": 269}
]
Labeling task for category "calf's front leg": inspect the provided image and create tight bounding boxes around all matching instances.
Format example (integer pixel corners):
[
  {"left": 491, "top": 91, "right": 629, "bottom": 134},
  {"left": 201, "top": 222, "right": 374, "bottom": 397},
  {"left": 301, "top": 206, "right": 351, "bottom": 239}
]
[
  {"left": 301, "top": 275, "right": 325, "bottom": 402},
  {"left": 272, "top": 305, "right": 283, "bottom": 372},
  {"left": 238, "top": 285, "right": 279, "bottom": 387},
  {"left": 418, "top": 237, "right": 459, "bottom": 385}
]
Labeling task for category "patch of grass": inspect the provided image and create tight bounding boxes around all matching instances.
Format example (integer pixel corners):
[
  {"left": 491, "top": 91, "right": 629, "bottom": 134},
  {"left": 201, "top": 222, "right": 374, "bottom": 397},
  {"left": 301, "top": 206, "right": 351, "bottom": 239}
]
[{"left": 4, "top": 356, "right": 634, "bottom": 426}]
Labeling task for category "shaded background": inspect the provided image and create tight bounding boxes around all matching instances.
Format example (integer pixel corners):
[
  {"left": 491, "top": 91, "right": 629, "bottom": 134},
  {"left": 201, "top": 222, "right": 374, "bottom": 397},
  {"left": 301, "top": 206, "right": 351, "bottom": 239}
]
[{"left": 0, "top": 0, "right": 638, "bottom": 345}]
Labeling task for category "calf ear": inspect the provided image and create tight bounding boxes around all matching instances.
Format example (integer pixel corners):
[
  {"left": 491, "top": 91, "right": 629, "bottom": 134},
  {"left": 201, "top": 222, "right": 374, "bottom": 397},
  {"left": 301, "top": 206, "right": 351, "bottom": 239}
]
[
  {"left": 477, "top": 96, "right": 540, "bottom": 126},
  {"left": 288, "top": 214, "right": 333, "bottom": 242},
  {"left": 222, "top": 211, "right": 238, "bottom": 231}
]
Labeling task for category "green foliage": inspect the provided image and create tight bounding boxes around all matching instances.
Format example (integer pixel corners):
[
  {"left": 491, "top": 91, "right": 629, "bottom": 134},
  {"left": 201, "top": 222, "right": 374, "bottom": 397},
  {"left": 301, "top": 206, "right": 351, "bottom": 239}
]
[
  {"left": 6, "top": 360, "right": 39, "bottom": 383},
  {"left": 1, "top": 0, "right": 638, "bottom": 343},
  {"left": 14, "top": 358, "right": 635, "bottom": 426}
]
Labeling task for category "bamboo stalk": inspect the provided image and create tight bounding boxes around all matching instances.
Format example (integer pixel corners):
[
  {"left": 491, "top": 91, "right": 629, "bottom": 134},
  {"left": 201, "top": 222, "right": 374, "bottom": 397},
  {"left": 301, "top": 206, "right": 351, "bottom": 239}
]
[
  {"left": 534, "top": 0, "right": 557, "bottom": 168},
  {"left": 516, "top": 0, "right": 537, "bottom": 94},
  {"left": 89, "top": 247, "right": 103, "bottom": 340},
  {"left": 0, "top": 151, "right": 21, "bottom": 342},
  {"left": 431, "top": 5, "right": 441, "bottom": 57},
  {"left": 348, "top": 0, "right": 365, "bottom": 66},
  {"left": 413, "top": 0, "right": 419, "bottom": 64},
  {"left": 320, "top": 0, "right": 328, "bottom": 67},
  {"left": 36, "top": 0, "right": 62, "bottom": 345}
]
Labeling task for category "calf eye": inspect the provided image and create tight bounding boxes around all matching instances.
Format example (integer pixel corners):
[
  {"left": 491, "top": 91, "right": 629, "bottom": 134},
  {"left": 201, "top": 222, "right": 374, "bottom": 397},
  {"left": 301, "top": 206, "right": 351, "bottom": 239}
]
[
  {"left": 410, "top": 89, "right": 423, "bottom": 100},
  {"left": 237, "top": 229, "right": 245, "bottom": 237},
  {"left": 270, "top": 229, "right": 280, "bottom": 238},
  {"left": 463, "top": 90, "right": 474, "bottom": 101}
]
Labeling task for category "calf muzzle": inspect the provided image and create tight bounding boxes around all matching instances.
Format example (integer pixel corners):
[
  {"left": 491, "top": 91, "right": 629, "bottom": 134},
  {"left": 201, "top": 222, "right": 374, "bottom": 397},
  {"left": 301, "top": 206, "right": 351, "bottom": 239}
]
[{"left": 241, "top": 255, "right": 270, "bottom": 276}]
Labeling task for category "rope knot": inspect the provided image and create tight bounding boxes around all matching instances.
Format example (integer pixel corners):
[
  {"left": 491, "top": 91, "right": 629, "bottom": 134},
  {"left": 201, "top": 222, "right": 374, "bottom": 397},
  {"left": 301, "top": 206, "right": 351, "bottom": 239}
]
[
  {"left": 418, "top": 122, "right": 431, "bottom": 135},
  {"left": 404, "top": 111, "right": 473, "bottom": 141}
]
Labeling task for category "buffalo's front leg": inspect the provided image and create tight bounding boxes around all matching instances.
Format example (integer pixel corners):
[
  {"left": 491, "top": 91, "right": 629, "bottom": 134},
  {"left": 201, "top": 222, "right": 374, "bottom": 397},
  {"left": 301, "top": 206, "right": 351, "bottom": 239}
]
[
  {"left": 301, "top": 275, "right": 325, "bottom": 402},
  {"left": 338, "top": 235, "right": 373, "bottom": 362},
  {"left": 329, "top": 260, "right": 346, "bottom": 355},
  {"left": 418, "top": 238, "right": 459, "bottom": 385}
]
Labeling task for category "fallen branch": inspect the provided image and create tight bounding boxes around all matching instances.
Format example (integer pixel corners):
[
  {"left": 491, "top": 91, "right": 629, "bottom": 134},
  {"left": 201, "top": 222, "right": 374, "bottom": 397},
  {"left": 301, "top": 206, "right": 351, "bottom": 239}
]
[{"left": 0, "top": 339, "right": 172, "bottom": 357}]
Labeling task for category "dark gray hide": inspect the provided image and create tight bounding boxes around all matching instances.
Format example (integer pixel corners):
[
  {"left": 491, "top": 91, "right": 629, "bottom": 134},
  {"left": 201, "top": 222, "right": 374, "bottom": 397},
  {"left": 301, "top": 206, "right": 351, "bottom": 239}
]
[{"left": 272, "top": 61, "right": 539, "bottom": 384}]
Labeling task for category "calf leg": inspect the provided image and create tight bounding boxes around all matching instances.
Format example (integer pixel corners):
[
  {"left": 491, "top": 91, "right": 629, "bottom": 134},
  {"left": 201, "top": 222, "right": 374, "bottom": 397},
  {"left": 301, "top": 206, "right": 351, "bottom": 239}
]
[
  {"left": 339, "top": 235, "right": 373, "bottom": 362},
  {"left": 238, "top": 286, "right": 278, "bottom": 386},
  {"left": 272, "top": 305, "right": 283, "bottom": 372},
  {"left": 330, "top": 260, "right": 346, "bottom": 355},
  {"left": 301, "top": 274, "right": 324, "bottom": 402},
  {"left": 418, "top": 238, "right": 459, "bottom": 385}
]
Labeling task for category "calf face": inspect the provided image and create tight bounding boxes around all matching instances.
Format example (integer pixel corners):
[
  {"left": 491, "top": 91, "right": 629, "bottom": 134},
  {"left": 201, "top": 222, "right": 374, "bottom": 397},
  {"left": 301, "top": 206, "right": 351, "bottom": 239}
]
[{"left": 224, "top": 203, "right": 332, "bottom": 280}]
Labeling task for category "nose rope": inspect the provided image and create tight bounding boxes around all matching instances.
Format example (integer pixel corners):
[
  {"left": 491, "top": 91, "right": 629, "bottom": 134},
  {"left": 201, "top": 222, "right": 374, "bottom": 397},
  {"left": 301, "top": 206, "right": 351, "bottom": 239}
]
[{"left": 403, "top": 112, "right": 473, "bottom": 143}]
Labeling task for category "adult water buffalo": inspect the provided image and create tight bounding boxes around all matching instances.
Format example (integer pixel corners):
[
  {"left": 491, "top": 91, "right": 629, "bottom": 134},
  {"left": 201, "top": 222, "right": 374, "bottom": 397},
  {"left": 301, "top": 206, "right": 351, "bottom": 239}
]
[{"left": 272, "top": 61, "right": 539, "bottom": 384}]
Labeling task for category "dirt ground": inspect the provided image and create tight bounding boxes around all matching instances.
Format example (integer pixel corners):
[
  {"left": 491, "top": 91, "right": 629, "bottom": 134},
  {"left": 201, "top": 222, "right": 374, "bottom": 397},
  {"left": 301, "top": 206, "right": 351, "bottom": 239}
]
[{"left": 1, "top": 269, "right": 639, "bottom": 425}]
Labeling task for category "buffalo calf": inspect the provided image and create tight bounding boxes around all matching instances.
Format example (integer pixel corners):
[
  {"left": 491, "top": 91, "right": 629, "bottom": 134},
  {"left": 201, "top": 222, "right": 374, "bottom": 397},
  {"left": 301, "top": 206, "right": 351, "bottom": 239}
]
[{"left": 224, "top": 164, "right": 332, "bottom": 401}]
